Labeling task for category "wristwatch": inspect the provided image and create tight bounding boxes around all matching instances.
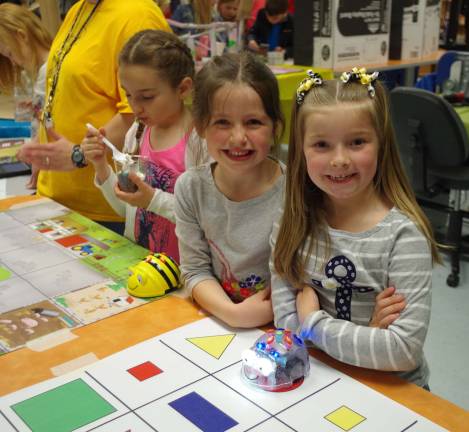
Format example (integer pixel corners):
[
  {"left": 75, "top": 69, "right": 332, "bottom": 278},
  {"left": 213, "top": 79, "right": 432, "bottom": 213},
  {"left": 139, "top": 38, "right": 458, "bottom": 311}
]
[{"left": 71, "top": 145, "right": 87, "bottom": 168}]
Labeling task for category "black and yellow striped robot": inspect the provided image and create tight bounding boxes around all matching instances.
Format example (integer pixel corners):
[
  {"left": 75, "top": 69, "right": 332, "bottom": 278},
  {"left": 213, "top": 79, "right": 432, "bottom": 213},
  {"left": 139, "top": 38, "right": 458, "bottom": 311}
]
[{"left": 127, "top": 253, "right": 180, "bottom": 298}]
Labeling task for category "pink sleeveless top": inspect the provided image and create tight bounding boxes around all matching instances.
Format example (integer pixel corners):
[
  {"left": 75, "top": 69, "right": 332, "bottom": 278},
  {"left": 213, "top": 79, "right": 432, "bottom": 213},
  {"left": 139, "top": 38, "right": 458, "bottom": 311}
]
[{"left": 134, "top": 127, "right": 187, "bottom": 262}]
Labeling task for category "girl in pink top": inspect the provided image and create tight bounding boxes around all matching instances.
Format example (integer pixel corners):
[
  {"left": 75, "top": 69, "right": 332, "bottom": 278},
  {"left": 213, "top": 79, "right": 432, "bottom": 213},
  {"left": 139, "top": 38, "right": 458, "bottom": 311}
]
[{"left": 83, "top": 30, "right": 206, "bottom": 262}]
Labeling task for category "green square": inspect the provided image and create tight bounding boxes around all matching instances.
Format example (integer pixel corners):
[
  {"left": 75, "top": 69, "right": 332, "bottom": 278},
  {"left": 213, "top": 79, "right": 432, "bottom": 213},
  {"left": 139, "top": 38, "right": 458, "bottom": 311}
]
[{"left": 11, "top": 378, "right": 116, "bottom": 432}]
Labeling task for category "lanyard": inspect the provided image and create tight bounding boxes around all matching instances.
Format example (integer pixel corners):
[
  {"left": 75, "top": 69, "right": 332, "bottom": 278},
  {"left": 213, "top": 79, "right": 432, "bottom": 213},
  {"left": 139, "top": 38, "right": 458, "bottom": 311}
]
[{"left": 42, "top": 0, "right": 101, "bottom": 127}]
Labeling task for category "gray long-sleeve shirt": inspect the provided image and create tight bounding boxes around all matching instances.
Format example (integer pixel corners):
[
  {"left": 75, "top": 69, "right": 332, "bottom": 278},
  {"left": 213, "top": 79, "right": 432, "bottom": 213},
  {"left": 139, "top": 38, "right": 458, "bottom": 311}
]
[
  {"left": 175, "top": 161, "right": 285, "bottom": 302},
  {"left": 271, "top": 207, "right": 432, "bottom": 387}
]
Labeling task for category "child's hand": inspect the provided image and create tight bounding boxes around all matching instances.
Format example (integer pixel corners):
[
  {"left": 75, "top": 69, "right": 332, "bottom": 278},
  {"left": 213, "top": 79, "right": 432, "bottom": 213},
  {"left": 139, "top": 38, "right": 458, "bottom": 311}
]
[
  {"left": 248, "top": 40, "right": 260, "bottom": 52},
  {"left": 369, "top": 286, "right": 406, "bottom": 329},
  {"left": 236, "top": 287, "right": 273, "bottom": 327},
  {"left": 81, "top": 127, "right": 108, "bottom": 170},
  {"left": 296, "top": 285, "right": 320, "bottom": 326},
  {"left": 114, "top": 171, "right": 154, "bottom": 209}
]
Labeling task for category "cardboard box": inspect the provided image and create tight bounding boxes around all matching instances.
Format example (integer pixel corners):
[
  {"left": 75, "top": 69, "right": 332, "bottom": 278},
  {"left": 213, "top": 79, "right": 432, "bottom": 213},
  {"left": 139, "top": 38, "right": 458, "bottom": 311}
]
[
  {"left": 422, "top": 0, "right": 440, "bottom": 56},
  {"left": 390, "top": 0, "right": 425, "bottom": 60},
  {"left": 311, "top": 0, "right": 391, "bottom": 68}
]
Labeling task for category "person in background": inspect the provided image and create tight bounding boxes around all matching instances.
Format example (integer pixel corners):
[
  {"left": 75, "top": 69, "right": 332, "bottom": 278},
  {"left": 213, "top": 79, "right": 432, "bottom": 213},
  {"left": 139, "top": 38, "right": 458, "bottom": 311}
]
[
  {"left": 174, "top": 52, "right": 285, "bottom": 328},
  {"left": 245, "top": 0, "right": 293, "bottom": 29},
  {"left": 214, "top": 0, "right": 239, "bottom": 47},
  {"left": 171, "top": 0, "right": 214, "bottom": 35},
  {"left": 0, "top": 3, "right": 52, "bottom": 188},
  {"left": 155, "top": 0, "right": 171, "bottom": 17},
  {"left": 247, "top": 0, "right": 293, "bottom": 58},
  {"left": 216, "top": 0, "right": 239, "bottom": 22},
  {"left": 82, "top": 30, "right": 206, "bottom": 261},
  {"left": 271, "top": 68, "right": 439, "bottom": 388},
  {"left": 17, "top": 0, "right": 170, "bottom": 234}
]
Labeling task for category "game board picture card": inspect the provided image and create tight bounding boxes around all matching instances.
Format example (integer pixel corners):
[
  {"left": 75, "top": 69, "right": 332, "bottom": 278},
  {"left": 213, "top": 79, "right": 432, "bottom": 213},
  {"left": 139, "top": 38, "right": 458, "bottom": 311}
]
[
  {"left": 0, "top": 276, "right": 46, "bottom": 314},
  {"left": 5, "top": 198, "right": 69, "bottom": 225},
  {"left": 159, "top": 317, "right": 263, "bottom": 374},
  {"left": 276, "top": 373, "right": 448, "bottom": 432},
  {"left": 0, "top": 299, "right": 79, "bottom": 351},
  {"left": 0, "top": 370, "right": 129, "bottom": 432},
  {"left": 136, "top": 375, "right": 270, "bottom": 432},
  {"left": 22, "top": 260, "right": 110, "bottom": 298},
  {"left": 86, "top": 334, "right": 207, "bottom": 409},
  {"left": 81, "top": 241, "right": 150, "bottom": 282},
  {"left": 54, "top": 280, "right": 148, "bottom": 325},
  {"left": 214, "top": 355, "right": 342, "bottom": 416},
  {"left": 0, "top": 241, "right": 75, "bottom": 276}
]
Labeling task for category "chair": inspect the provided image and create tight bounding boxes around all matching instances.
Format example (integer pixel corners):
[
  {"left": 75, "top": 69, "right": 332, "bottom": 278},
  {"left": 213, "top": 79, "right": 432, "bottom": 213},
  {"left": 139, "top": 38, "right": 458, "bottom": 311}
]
[
  {"left": 415, "top": 51, "right": 469, "bottom": 94},
  {"left": 390, "top": 87, "right": 469, "bottom": 287}
]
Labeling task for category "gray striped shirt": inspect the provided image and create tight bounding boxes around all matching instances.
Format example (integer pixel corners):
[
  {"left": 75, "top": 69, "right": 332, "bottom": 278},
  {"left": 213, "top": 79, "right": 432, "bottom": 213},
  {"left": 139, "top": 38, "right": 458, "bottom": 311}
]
[{"left": 271, "top": 207, "right": 432, "bottom": 387}]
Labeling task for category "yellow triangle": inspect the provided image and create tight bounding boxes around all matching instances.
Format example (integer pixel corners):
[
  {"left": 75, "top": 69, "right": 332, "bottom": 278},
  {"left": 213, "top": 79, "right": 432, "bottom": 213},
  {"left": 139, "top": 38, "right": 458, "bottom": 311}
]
[{"left": 186, "top": 334, "right": 236, "bottom": 359}]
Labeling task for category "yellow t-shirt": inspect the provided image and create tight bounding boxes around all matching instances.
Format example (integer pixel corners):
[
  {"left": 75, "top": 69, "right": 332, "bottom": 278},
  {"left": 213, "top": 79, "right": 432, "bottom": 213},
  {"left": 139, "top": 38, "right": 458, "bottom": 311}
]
[{"left": 38, "top": 0, "right": 170, "bottom": 221}]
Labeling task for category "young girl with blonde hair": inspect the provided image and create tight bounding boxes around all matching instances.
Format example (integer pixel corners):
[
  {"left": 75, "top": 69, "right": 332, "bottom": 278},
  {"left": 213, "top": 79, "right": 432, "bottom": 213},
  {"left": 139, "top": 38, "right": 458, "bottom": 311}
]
[{"left": 271, "top": 68, "right": 439, "bottom": 387}]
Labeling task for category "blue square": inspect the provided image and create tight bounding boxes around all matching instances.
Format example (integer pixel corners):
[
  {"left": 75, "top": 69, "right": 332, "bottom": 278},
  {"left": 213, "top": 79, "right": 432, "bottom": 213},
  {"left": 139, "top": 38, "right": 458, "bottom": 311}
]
[{"left": 169, "top": 391, "right": 238, "bottom": 432}]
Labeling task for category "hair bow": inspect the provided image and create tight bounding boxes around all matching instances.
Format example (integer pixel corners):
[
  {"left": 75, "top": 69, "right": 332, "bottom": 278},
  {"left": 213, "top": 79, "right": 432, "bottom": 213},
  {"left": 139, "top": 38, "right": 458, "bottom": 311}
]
[
  {"left": 340, "top": 67, "right": 379, "bottom": 97},
  {"left": 296, "top": 70, "right": 323, "bottom": 105}
]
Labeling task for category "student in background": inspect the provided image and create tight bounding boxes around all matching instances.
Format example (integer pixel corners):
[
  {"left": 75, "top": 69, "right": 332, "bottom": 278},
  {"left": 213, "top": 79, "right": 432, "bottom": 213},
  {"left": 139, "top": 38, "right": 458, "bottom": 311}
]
[
  {"left": 82, "top": 30, "right": 205, "bottom": 262},
  {"left": 271, "top": 69, "right": 439, "bottom": 387},
  {"left": 175, "top": 52, "right": 285, "bottom": 327},
  {"left": 155, "top": 0, "right": 171, "bottom": 17},
  {"left": 245, "top": 0, "right": 294, "bottom": 29},
  {"left": 247, "top": 0, "right": 293, "bottom": 58},
  {"left": 216, "top": 0, "right": 239, "bottom": 22},
  {"left": 0, "top": 3, "right": 52, "bottom": 188},
  {"left": 171, "top": 0, "right": 214, "bottom": 35}
]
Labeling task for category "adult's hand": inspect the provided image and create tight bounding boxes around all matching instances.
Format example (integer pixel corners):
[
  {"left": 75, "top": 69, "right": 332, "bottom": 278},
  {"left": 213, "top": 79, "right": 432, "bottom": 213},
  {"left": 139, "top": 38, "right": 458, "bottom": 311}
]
[{"left": 17, "top": 128, "right": 76, "bottom": 171}]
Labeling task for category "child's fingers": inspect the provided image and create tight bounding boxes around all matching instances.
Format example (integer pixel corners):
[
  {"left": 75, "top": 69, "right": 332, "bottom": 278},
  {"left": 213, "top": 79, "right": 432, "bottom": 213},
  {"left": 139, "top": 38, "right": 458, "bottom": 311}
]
[
  {"left": 379, "top": 294, "right": 405, "bottom": 310},
  {"left": 114, "top": 183, "right": 132, "bottom": 200},
  {"left": 376, "top": 286, "right": 396, "bottom": 300},
  {"left": 372, "top": 299, "right": 406, "bottom": 328},
  {"left": 127, "top": 171, "right": 146, "bottom": 186},
  {"left": 378, "top": 313, "right": 400, "bottom": 329}
]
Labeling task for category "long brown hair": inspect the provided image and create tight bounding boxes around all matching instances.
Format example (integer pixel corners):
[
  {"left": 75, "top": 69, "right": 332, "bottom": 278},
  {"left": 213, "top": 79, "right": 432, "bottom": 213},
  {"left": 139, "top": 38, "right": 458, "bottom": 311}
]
[
  {"left": 193, "top": 51, "right": 284, "bottom": 153},
  {"left": 193, "top": 0, "right": 213, "bottom": 24},
  {"left": 0, "top": 3, "right": 52, "bottom": 94},
  {"left": 273, "top": 78, "right": 440, "bottom": 288}
]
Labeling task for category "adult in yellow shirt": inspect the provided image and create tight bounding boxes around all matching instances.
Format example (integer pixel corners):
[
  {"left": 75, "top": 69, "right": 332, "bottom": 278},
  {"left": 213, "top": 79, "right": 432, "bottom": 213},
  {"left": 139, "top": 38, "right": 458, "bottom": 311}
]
[{"left": 18, "top": 0, "right": 170, "bottom": 232}]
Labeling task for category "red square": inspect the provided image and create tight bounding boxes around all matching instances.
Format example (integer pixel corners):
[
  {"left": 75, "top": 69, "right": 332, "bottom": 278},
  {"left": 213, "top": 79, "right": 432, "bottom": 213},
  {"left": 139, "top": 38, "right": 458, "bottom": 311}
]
[
  {"left": 127, "top": 361, "right": 163, "bottom": 381},
  {"left": 55, "top": 234, "right": 88, "bottom": 248}
]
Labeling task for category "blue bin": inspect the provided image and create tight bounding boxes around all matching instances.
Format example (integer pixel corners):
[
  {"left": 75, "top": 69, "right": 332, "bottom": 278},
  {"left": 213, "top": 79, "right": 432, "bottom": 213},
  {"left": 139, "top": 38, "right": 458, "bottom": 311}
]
[{"left": 0, "top": 118, "right": 31, "bottom": 138}]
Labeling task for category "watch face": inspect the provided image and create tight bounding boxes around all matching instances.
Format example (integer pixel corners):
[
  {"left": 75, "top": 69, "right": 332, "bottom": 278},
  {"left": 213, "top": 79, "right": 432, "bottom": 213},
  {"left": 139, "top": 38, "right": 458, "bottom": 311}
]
[{"left": 72, "top": 146, "right": 86, "bottom": 167}]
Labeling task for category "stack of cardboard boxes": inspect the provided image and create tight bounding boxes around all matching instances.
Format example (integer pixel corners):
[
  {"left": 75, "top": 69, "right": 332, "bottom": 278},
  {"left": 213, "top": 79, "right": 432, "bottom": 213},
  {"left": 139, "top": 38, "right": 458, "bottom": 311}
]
[
  {"left": 390, "top": 0, "right": 441, "bottom": 60},
  {"left": 294, "top": 0, "right": 441, "bottom": 68}
]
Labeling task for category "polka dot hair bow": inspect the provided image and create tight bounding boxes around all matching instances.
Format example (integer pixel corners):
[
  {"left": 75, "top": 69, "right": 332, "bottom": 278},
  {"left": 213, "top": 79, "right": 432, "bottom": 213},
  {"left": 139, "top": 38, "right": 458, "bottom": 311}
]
[
  {"left": 340, "top": 67, "right": 379, "bottom": 98},
  {"left": 296, "top": 70, "right": 323, "bottom": 105}
]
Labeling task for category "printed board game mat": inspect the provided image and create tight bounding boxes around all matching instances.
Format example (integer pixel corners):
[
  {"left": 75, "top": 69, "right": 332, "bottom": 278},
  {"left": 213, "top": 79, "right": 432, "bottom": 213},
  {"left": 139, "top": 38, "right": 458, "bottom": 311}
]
[
  {"left": 0, "top": 197, "right": 167, "bottom": 354},
  {"left": 0, "top": 317, "right": 449, "bottom": 432}
]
